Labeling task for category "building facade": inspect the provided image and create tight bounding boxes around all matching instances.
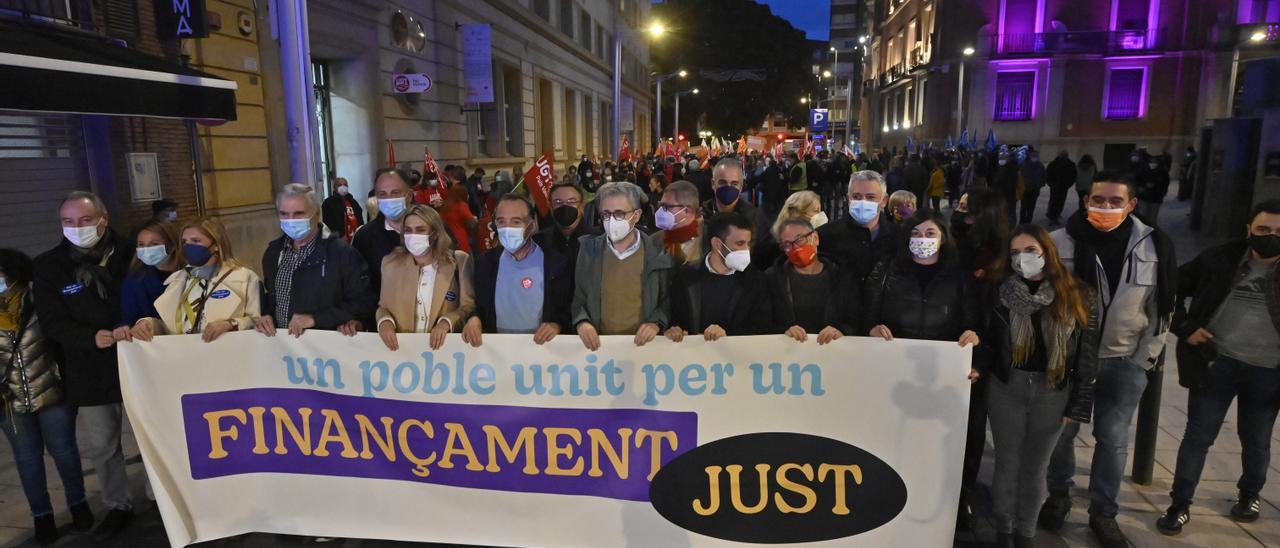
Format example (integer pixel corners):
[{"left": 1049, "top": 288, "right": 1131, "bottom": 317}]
[
  {"left": 858, "top": 0, "right": 1273, "bottom": 169},
  {"left": 828, "top": 0, "right": 868, "bottom": 143}
]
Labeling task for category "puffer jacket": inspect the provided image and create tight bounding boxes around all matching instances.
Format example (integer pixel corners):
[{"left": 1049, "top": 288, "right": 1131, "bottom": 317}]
[
  {"left": 863, "top": 257, "right": 981, "bottom": 340},
  {"left": 978, "top": 285, "right": 1101, "bottom": 423},
  {"left": 1, "top": 288, "right": 63, "bottom": 414}
]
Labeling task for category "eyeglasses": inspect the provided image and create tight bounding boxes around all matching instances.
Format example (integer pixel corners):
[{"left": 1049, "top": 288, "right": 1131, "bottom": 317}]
[
  {"left": 600, "top": 209, "right": 637, "bottom": 221},
  {"left": 780, "top": 230, "right": 815, "bottom": 252}
]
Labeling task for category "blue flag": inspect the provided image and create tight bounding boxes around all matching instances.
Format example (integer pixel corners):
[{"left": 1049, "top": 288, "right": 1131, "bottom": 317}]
[
  {"left": 945, "top": 136, "right": 954, "bottom": 150},
  {"left": 970, "top": 130, "right": 979, "bottom": 150},
  {"left": 958, "top": 129, "right": 968, "bottom": 150},
  {"left": 985, "top": 129, "right": 997, "bottom": 152},
  {"left": 905, "top": 136, "right": 915, "bottom": 152}
]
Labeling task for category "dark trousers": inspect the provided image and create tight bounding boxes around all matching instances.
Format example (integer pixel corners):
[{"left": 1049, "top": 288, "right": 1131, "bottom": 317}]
[
  {"left": 1019, "top": 191, "right": 1040, "bottom": 224},
  {"left": 1047, "top": 184, "right": 1071, "bottom": 221},
  {"left": 0, "top": 402, "right": 87, "bottom": 517},
  {"left": 1171, "top": 356, "right": 1280, "bottom": 505},
  {"left": 962, "top": 376, "right": 989, "bottom": 501}
]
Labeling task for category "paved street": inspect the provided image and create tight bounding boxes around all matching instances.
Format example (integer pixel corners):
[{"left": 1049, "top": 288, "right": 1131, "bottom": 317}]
[{"left": 0, "top": 186, "right": 1271, "bottom": 547}]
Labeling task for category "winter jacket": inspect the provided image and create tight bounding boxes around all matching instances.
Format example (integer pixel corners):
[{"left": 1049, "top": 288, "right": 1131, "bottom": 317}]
[
  {"left": 764, "top": 258, "right": 860, "bottom": 335},
  {"left": 668, "top": 262, "right": 773, "bottom": 335},
  {"left": 571, "top": 231, "right": 673, "bottom": 330},
  {"left": 1047, "top": 157, "right": 1078, "bottom": 190},
  {"left": 351, "top": 214, "right": 402, "bottom": 294},
  {"left": 1171, "top": 240, "right": 1280, "bottom": 388},
  {"left": 2, "top": 288, "right": 63, "bottom": 414},
  {"left": 262, "top": 233, "right": 377, "bottom": 330},
  {"left": 816, "top": 215, "right": 902, "bottom": 284},
  {"left": 321, "top": 193, "right": 365, "bottom": 239},
  {"left": 978, "top": 285, "right": 1101, "bottom": 423},
  {"left": 864, "top": 257, "right": 982, "bottom": 341},
  {"left": 32, "top": 230, "right": 134, "bottom": 406},
  {"left": 928, "top": 167, "right": 946, "bottom": 198},
  {"left": 149, "top": 265, "right": 262, "bottom": 334},
  {"left": 472, "top": 244, "right": 572, "bottom": 332},
  {"left": 1074, "top": 162, "right": 1098, "bottom": 195}
]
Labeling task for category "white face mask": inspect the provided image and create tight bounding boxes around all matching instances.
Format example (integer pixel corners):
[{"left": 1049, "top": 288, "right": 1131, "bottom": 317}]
[
  {"left": 337, "top": 185, "right": 349, "bottom": 196},
  {"left": 63, "top": 221, "right": 103, "bottom": 249},
  {"left": 604, "top": 217, "right": 633, "bottom": 243},
  {"left": 908, "top": 237, "right": 941, "bottom": 259},
  {"left": 809, "top": 211, "right": 829, "bottom": 229},
  {"left": 720, "top": 247, "right": 751, "bottom": 272},
  {"left": 403, "top": 233, "right": 431, "bottom": 256},
  {"left": 1012, "top": 252, "right": 1046, "bottom": 279}
]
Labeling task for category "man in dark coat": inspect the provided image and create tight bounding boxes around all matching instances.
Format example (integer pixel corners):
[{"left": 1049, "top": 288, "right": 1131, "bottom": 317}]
[
  {"left": 321, "top": 177, "right": 365, "bottom": 241},
  {"left": 1046, "top": 150, "right": 1078, "bottom": 225}
]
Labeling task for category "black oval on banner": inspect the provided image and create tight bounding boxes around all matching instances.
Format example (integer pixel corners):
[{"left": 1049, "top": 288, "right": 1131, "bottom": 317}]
[{"left": 648, "top": 432, "right": 908, "bottom": 543}]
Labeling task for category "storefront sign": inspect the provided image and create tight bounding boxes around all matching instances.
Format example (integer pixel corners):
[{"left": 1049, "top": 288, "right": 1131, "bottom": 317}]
[
  {"left": 155, "top": 0, "right": 210, "bottom": 39},
  {"left": 391, "top": 73, "right": 433, "bottom": 94},
  {"left": 461, "top": 24, "right": 495, "bottom": 103}
]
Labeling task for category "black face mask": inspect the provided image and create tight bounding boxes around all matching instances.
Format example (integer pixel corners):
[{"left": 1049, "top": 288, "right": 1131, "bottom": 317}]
[
  {"left": 1248, "top": 234, "right": 1280, "bottom": 259},
  {"left": 553, "top": 205, "right": 580, "bottom": 227}
]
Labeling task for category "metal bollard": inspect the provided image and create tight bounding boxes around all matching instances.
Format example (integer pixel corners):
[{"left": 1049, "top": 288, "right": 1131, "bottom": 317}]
[{"left": 1131, "top": 350, "right": 1166, "bottom": 486}]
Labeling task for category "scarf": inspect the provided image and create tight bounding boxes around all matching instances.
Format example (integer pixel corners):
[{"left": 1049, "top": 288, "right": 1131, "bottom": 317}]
[
  {"left": 1000, "top": 277, "right": 1074, "bottom": 386},
  {"left": 0, "top": 286, "right": 23, "bottom": 332},
  {"left": 1064, "top": 210, "right": 1176, "bottom": 318},
  {"left": 67, "top": 230, "right": 116, "bottom": 301}
]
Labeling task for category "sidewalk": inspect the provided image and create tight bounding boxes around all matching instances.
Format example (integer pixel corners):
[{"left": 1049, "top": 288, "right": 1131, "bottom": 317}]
[{"left": 1, "top": 183, "right": 1274, "bottom": 547}]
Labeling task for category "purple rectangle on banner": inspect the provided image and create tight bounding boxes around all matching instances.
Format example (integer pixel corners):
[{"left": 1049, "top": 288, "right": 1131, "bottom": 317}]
[{"left": 181, "top": 388, "right": 697, "bottom": 502}]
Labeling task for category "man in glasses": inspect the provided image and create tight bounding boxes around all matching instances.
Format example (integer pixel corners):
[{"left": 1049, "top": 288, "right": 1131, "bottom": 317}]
[
  {"left": 656, "top": 181, "right": 704, "bottom": 265},
  {"left": 701, "top": 158, "right": 772, "bottom": 260},
  {"left": 1040, "top": 171, "right": 1177, "bottom": 548},
  {"left": 765, "top": 219, "right": 859, "bottom": 344},
  {"left": 571, "top": 182, "right": 673, "bottom": 351}
]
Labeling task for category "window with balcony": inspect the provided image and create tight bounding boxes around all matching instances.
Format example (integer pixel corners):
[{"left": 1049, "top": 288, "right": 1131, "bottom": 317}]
[
  {"left": 994, "top": 70, "right": 1035, "bottom": 121},
  {"left": 1104, "top": 67, "right": 1146, "bottom": 120}
]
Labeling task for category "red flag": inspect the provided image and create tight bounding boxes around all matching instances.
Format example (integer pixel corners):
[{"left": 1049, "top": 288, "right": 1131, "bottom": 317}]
[
  {"left": 619, "top": 135, "right": 632, "bottom": 163},
  {"left": 524, "top": 152, "right": 557, "bottom": 216},
  {"left": 423, "top": 145, "right": 454, "bottom": 187},
  {"left": 386, "top": 139, "right": 396, "bottom": 167}
]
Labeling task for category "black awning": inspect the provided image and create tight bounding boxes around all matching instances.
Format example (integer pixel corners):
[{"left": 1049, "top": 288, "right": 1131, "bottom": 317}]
[{"left": 0, "top": 20, "right": 237, "bottom": 120}]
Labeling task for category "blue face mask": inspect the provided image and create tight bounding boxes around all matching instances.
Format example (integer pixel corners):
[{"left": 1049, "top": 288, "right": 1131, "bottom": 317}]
[
  {"left": 281, "top": 218, "right": 313, "bottom": 241},
  {"left": 498, "top": 226, "right": 528, "bottom": 254},
  {"left": 378, "top": 197, "right": 407, "bottom": 220},
  {"left": 849, "top": 199, "right": 881, "bottom": 225},
  {"left": 183, "top": 243, "right": 214, "bottom": 267},
  {"left": 135, "top": 245, "right": 169, "bottom": 267},
  {"left": 715, "top": 185, "right": 741, "bottom": 205}
]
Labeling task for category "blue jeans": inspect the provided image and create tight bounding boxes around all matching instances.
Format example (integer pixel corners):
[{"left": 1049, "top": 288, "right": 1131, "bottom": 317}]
[
  {"left": 1046, "top": 357, "right": 1149, "bottom": 518},
  {"left": 0, "top": 402, "right": 87, "bottom": 517},
  {"left": 1171, "top": 355, "right": 1280, "bottom": 505}
]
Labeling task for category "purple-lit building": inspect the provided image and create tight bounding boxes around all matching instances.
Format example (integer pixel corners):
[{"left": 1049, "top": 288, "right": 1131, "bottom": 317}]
[{"left": 861, "top": 0, "right": 1279, "bottom": 167}]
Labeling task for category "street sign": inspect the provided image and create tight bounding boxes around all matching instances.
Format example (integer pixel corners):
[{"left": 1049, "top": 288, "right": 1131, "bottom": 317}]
[
  {"left": 392, "top": 73, "right": 433, "bottom": 94},
  {"left": 810, "top": 108, "right": 829, "bottom": 132}
]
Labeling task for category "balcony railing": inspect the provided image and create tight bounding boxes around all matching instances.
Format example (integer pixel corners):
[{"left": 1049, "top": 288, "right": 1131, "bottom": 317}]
[
  {"left": 979, "top": 29, "right": 1159, "bottom": 56},
  {"left": 0, "top": 0, "right": 94, "bottom": 29}
]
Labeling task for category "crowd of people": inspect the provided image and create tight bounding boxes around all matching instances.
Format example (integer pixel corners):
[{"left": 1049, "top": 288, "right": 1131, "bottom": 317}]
[{"left": 0, "top": 140, "right": 1270, "bottom": 548}]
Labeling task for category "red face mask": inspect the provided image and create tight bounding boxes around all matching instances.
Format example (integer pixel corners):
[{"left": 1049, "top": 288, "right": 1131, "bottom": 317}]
[{"left": 786, "top": 243, "right": 818, "bottom": 268}]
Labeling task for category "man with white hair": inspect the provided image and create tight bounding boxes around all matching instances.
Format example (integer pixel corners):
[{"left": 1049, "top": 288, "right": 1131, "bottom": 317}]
[
  {"left": 816, "top": 169, "right": 900, "bottom": 284},
  {"left": 571, "top": 182, "right": 673, "bottom": 351},
  {"left": 256, "top": 184, "right": 376, "bottom": 338}
]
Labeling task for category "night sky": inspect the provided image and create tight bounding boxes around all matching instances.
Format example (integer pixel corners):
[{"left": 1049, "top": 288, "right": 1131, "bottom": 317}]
[{"left": 755, "top": 0, "right": 832, "bottom": 41}]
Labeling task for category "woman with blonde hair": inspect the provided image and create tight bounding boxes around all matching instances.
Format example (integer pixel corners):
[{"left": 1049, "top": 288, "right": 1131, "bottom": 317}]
[
  {"left": 131, "top": 217, "right": 262, "bottom": 343},
  {"left": 376, "top": 204, "right": 475, "bottom": 351},
  {"left": 771, "top": 190, "right": 826, "bottom": 238}
]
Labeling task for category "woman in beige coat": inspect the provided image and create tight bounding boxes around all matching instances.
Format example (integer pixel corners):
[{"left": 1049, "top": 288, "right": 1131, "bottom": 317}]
[
  {"left": 131, "top": 217, "right": 261, "bottom": 343},
  {"left": 376, "top": 204, "right": 475, "bottom": 351}
]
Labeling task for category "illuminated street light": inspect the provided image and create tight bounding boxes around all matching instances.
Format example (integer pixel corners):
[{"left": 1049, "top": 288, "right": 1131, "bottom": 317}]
[
  {"left": 822, "top": 70, "right": 832, "bottom": 78},
  {"left": 963, "top": 46, "right": 976, "bottom": 56},
  {"left": 692, "top": 88, "right": 699, "bottom": 94},
  {"left": 800, "top": 97, "right": 808, "bottom": 104},
  {"left": 1251, "top": 30, "right": 1267, "bottom": 42},
  {"left": 858, "top": 36, "right": 867, "bottom": 44},
  {"left": 648, "top": 21, "right": 666, "bottom": 38},
  {"left": 830, "top": 46, "right": 837, "bottom": 52},
  {"left": 678, "top": 69, "right": 688, "bottom": 77}
]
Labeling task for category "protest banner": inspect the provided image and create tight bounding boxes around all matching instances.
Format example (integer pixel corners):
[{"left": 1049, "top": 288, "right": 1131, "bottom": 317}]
[{"left": 119, "top": 332, "right": 971, "bottom": 547}]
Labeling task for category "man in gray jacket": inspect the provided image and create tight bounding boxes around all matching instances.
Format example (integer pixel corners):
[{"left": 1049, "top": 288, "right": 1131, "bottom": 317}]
[
  {"left": 572, "top": 181, "right": 673, "bottom": 351},
  {"left": 1039, "top": 171, "right": 1177, "bottom": 548}
]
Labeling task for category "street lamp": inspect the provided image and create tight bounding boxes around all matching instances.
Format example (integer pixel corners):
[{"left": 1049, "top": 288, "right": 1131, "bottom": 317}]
[
  {"left": 822, "top": 70, "right": 832, "bottom": 78},
  {"left": 800, "top": 97, "right": 808, "bottom": 104},
  {"left": 654, "top": 68, "right": 688, "bottom": 149},
  {"left": 1251, "top": 30, "right": 1267, "bottom": 42},
  {"left": 647, "top": 21, "right": 666, "bottom": 38},
  {"left": 673, "top": 87, "right": 699, "bottom": 144},
  {"left": 956, "top": 46, "right": 974, "bottom": 137}
]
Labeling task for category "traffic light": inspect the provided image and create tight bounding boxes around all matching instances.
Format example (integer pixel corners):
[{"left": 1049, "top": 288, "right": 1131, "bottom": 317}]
[
  {"left": 776, "top": 133, "right": 784, "bottom": 140},
  {"left": 678, "top": 133, "right": 686, "bottom": 141}
]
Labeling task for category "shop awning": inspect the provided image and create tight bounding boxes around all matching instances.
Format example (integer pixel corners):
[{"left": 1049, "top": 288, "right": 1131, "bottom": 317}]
[{"left": 0, "top": 21, "right": 237, "bottom": 121}]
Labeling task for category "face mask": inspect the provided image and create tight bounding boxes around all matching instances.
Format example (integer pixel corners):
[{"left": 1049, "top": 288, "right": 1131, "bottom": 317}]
[
  {"left": 497, "top": 227, "right": 527, "bottom": 254},
  {"left": 998, "top": 159, "right": 1008, "bottom": 166},
  {"left": 427, "top": 179, "right": 439, "bottom": 187},
  {"left": 1148, "top": 163, "right": 1159, "bottom": 170},
  {"left": 1086, "top": 207, "right": 1127, "bottom": 232},
  {"left": 403, "top": 233, "right": 431, "bottom": 256},
  {"left": 553, "top": 205, "right": 580, "bottom": 227},
  {"left": 655, "top": 207, "right": 682, "bottom": 230},
  {"left": 849, "top": 200, "right": 881, "bottom": 225},
  {"left": 809, "top": 211, "right": 829, "bottom": 229},
  {"left": 1130, "top": 156, "right": 1140, "bottom": 163},
  {"left": 718, "top": 243, "right": 751, "bottom": 272},
  {"left": 786, "top": 243, "right": 818, "bottom": 268},
  {"left": 136, "top": 245, "right": 169, "bottom": 267},
  {"left": 281, "top": 218, "right": 313, "bottom": 241},
  {"left": 63, "top": 222, "right": 102, "bottom": 249},
  {"left": 604, "top": 217, "right": 633, "bottom": 243},
  {"left": 715, "top": 185, "right": 741, "bottom": 205},
  {"left": 908, "top": 237, "right": 941, "bottom": 259},
  {"left": 1248, "top": 234, "right": 1280, "bottom": 259},
  {"left": 1012, "top": 253, "right": 1046, "bottom": 279},
  {"left": 337, "top": 185, "right": 349, "bottom": 196},
  {"left": 584, "top": 171, "right": 594, "bottom": 178},
  {"left": 183, "top": 243, "right": 214, "bottom": 267},
  {"left": 165, "top": 211, "right": 178, "bottom": 222},
  {"left": 895, "top": 207, "right": 915, "bottom": 220},
  {"left": 379, "top": 197, "right": 407, "bottom": 221}
]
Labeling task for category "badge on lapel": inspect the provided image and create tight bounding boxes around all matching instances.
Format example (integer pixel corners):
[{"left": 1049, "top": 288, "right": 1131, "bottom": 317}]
[{"left": 60, "top": 283, "right": 84, "bottom": 295}]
